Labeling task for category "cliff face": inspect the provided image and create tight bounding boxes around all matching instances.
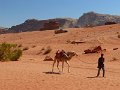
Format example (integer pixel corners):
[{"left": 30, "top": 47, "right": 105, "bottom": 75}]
[
  {"left": 40, "top": 21, "right": 59, "bottom": 30},
  {"left": 8, "top": 19, "right": 46, "bottom": 33},
  {"left": 8, "top": 18, "right": 77, "bottom": 33},
  {"left": 6, "top": 12, "right": 120, "bottom": 33},
  {"left": 77, "top": 12, "right": 120, "bottom": 27}
]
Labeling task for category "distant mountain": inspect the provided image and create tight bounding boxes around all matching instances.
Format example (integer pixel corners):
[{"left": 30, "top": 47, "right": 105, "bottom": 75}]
[
  {"left": 76, "top": 12, "right": 120, "bottom": 27},
  {"left": 6, "top": 12, "right": 120, "bottom": 33},
  {"left": 8, "top": 18, "right": 77, "bottom": 33},
  {"left": 0, "top": 27, "right": 8, "bottom": 34},
  {"left": 0, "top": 27, "right": 8, "bottom": 30}
]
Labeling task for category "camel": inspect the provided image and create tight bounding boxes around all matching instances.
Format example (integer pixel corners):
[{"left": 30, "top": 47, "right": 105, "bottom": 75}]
[{"left": 52, "top": 50, "right": 78, "bottom": 73}]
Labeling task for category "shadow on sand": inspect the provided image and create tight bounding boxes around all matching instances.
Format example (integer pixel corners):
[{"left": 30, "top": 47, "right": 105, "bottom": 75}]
[
  {"left": 87, "top": 76, "right": 98, "bottom": 78},
  {"left": 43, "top": 71, "right": 61, "bottom": 75}
]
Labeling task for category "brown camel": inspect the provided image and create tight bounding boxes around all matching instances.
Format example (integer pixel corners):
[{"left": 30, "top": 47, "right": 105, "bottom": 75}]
[{"left": 52, "top": 50, "right": 77, "bottom": 73}]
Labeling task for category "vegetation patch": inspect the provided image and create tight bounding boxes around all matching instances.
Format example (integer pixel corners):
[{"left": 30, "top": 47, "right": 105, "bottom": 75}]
[
  {"left": 22, "top": 47, "right": 29, "bottom": 51},
  {"left": 0, "top": 43, "right": 22, "bottom": 61}
]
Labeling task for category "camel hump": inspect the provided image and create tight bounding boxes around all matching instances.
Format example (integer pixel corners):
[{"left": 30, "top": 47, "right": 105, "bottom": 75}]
[{"left": 55, "top": 50, "right": 67, "bottom": 58}]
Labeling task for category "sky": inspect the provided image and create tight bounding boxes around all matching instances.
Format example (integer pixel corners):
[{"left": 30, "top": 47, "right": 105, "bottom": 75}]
[{"left": 0, "top": 0, "right": 120, "bottom": 28}]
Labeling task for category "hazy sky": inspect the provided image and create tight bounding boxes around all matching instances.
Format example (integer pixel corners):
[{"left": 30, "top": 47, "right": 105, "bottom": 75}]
[{"left": 0, "top": 0, "right": 120, "bottom": 28}]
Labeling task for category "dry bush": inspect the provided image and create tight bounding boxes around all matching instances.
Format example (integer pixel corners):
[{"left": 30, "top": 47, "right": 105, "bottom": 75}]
[
  {"left": 36, "top": 46, "right": 52, "bottom": 55},
  {"left": 0, "top": 43, "right": 22, "bottom": 61},
  {"left": 41, "top": 47, "right": 45, "bottom": 51},
  {"left": 118, "top": 34, "right": 120, "bottom": 38},
  {"left": 18, "top": 44, "right": 22, "bottom": 47},
  {"left": 110, "top": 57, "right": 118, "bottom": 62},
  {"left": 31, "top": 45, "right": 36, "bottom": 48},
  {"left": 43, "top": 46, "right": 52, "bottom": 55},
  {"left": 116, "top": 32, "right": 119, "bottom": 34},
  {"left": 23, "top": 47, "right": 29, "bottom": 51},
  {"left": 36, "top": 51, "right": 42, "bottom": 55},
  {"left": 66, "top": 40, "right": 71, "bottom": 44},
  {"left": 36, "top": 47, "right": 45, "bottom": 55}
]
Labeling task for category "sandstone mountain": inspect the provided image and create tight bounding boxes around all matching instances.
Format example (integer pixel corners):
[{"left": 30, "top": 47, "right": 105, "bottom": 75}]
[
  {"left": 77, "top": 12, "right": 120, "bottom": 27},
  {"left": 8, "top": 18, "right": 77, "bottom": 33},
  {"left": 6, "top": 12, "right": 120, "bottom": 33}
]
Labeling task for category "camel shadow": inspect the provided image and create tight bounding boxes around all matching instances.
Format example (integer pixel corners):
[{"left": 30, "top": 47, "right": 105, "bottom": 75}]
[
  {"left": 87, "top": 76, "right": 98, "bottom": 78},
  {"left": 43, "top": 71, "right": 61, "bottom": 75}
]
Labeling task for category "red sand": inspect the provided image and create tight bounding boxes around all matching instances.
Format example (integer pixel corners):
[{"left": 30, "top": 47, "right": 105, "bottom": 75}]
[{"left": 0, "top": 24, "right": 120, "bottom": 90}]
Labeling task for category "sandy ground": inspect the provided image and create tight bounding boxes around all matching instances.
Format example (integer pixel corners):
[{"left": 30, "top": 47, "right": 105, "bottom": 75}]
[{"left": 0, "top": 24, "right": 120, "bottom": 90}]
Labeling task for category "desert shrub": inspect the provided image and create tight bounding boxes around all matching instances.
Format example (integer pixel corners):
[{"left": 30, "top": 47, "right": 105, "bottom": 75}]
[
  {"left": 41, "top": 47, "right": 45, "bottom": 51},
  {"left": 110, "top": 57, "right": 118, "bottom": 62},
  {"left": 36, "top": 47, "right": 45, "bottom": 55},
  {"left": 36, "top": 51, "right": 42, "bottom": 55},
  {"left": 9, "top": 49, "right": 22, "bottom": 61},
  {"left": 18, "top": 44, "right": 22, "bottom": 47},
  {"left": 0, "top": 43, "right": 22, "bottom": 61},
  {"left": 43, "top": 46, "right": 52, "bottom": 55},
  {"left": 118, "top": 34, "right": 120, "bottom": 38},
  {"left": 116, "top": 32, "right": 119, "bottom": 34},
  {"left": 23, "top": 47, "right": 29, "bottom": 51},
  {"left": 113, "top": 57, "right": 117, "bottom": 61},
  {"left": 31, "top": 45, "right": 36, "bottom": 48}
]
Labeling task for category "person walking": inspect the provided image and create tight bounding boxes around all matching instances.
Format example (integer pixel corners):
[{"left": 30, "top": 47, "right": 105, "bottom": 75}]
[{"left": 97, "top": 54, "right": 105, "bottom": 77}]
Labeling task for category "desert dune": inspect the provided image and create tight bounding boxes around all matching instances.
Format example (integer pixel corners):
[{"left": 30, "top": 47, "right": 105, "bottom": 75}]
[{"left": 0, "top": 24, "right": 120, "bottom": 90}]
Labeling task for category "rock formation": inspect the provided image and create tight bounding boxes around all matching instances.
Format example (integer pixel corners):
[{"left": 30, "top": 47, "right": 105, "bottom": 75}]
[
  {"left": 105, "top": 22, "right": 117, "bottom": 25},
  {"left": 40, "top": 21, "right": 59, "bottom": 30},
  {"left": 5, "top": 11, "right": 120, "bottom": 33},
  {"left": 8, "top": 18, "right": 77, "bottom": 33},
  {"left": 76, "top": 12, "right": 120, "bottom": 27},
  {"left": 84, "top": 46, "right": 102, "bottom": 54},
  {"left": 54, "top": 29, "right": 68, "bottom": 34},
  {"left": 0, "top": 27, "right": 8, "bottom": 34}
]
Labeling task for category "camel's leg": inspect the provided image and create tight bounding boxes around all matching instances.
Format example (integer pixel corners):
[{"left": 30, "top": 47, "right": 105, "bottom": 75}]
[
  {"left": 62, "top": 60, "right": 64, "bottom": 72},
  {"left": 65, "top": 60, "right": 70, "bottom": 73},
  {"left": 52, "top": 59, "right": 56, "bottom": 72},
  {"left": 57, "top": 61, "right": 60, "bottom": 72}
]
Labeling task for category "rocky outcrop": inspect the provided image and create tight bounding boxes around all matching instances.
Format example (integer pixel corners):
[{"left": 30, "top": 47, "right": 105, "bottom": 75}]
[
  {"left": 8, "top": 18, "right": 77, "bottom": 33},
  {"left": 77, "top": 12, "right": 120, "bottom": 27},
  {"left": 40, "top": 21, "right": 59, "bottom": 30},
  {"left": 0, "top": 27, "right": 8, "bottom": 34},
  {"left": 84, "top": 46, "right": 102, "bottom": 54},
  {"left": 54, "top": 29, "right": 68, "bottom": 34},
  {"left": 105, "top": 22, "right": 117, "bottom": 25}
]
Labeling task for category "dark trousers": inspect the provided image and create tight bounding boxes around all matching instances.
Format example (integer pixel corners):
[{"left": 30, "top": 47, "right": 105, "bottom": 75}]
[{"left": 97, "top": 67, "right": 105, "bottom": 77}]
